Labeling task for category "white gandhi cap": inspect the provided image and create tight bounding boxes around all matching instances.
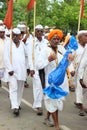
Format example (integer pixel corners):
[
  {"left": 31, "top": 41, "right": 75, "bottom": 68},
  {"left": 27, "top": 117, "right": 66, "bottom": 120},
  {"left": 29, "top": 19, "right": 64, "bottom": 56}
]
[
  {"left": 0, "top": 26, "right": 5, "bottom": 32},
  {"left": 17, "top": 24, "right": 27, "bottom": 31},
  {"left": 78, "top": 30, "right": 87, "bottom": 37},
  {"left": 0, "top": 20, "right": 3, "bottom": 24},
  {"left": 12, "top": 28, "right": 21, "bottom": 34},
  {"left": 35, "top": 24, "right": 43, "bottom": 29},
  {"left": 44, "top": 25, "right": 49, "bottom": 29}
]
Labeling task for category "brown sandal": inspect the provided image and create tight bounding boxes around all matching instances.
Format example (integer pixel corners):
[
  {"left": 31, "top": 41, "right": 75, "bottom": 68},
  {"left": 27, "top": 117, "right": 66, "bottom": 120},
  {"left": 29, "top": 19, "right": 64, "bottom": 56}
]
[{"left": 37, "top": 108, "right": 43, "bottom": 116}]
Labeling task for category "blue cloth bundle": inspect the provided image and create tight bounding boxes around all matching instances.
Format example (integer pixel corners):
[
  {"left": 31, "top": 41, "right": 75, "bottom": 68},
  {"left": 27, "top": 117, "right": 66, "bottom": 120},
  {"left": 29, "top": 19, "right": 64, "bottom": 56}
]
[{"left": 43, "top": 36, "right": 78, "bottom": 99}]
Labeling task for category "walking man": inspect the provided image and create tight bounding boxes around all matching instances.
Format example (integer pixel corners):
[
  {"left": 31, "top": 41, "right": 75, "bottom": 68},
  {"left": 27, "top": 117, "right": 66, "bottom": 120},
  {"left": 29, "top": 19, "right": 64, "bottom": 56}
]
[{"left": 4, "top": 28, "right": 26, "bottom": 116}]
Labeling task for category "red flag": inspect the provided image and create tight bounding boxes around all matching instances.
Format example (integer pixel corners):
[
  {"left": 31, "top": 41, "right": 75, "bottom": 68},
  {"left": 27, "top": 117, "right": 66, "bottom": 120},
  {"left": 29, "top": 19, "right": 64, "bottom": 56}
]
[
  {"left": 6, "top": 0, "right": 9, "bottom": 6},
  {"left": 4, "top": 0, "right": 13, "bottom": 29},
  {"left": 26, "top": 0, "right": 36, "bottom": 11},
  {"left": 80, "top": 0, "right": 84, "bottom": 18}
]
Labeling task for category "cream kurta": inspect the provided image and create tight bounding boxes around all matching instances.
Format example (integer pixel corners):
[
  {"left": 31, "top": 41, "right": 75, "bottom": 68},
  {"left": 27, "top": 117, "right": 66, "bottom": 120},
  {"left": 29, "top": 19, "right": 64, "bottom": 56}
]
[
  {"left": 4, "top": 40, "right": 26, "bottom": 109},
  {"left": 77, "top": 47, "right": 87, "bottom": 107},
  {"left": 78, "top": 47, "right": 87, "bottom": 79},
  {"left": 24, "top": 34, "right": 33, "bottom": 69},
  {"left": 27, "top": 37, "right": 48, "bottom": 108},
  {"left": 0, "top": 38, "right": 5, "bottom": 69},
  {"left": 75, "top": 43, "right": 87, "bottom": 104},
  {"left": 4, "top": 40, "right": 26, "bottom": 81}
]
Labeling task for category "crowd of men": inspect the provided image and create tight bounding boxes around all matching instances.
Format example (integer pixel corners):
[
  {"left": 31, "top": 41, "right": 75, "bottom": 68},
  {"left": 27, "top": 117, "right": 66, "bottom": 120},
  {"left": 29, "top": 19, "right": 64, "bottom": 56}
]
[{"left": 0, "top": 19, "right": 87, "bottom": 130}]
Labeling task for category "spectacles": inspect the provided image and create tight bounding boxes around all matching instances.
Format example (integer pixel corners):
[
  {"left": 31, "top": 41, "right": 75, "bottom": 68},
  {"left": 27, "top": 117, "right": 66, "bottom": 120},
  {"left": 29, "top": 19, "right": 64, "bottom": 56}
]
[
  {"left": 0, "top": 31, "right": 5, "bottom": 33},
  {"left": 36, "top": 30, "right": 43, "bottom": 33}
]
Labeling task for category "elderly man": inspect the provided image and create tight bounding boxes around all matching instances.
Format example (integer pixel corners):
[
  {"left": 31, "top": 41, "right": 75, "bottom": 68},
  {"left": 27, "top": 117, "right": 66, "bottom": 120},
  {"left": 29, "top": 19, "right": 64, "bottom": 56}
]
[
  {"left": 35, "top": 29, "right": 73, "bottom": 130},
  {"left": 4, "top": 28, "right": 26, "bottom": 116},
  {"left": 74, "top": 30, "right": 87, "bottom": 116},
  {"left": 0, "top": 26, "right": 6, "bottom": 87},
  {"left": 28, "top": 24, "right": 48, "bottom": 115},
  {"left": 17, "top": 23, "right": 33, "bottom": 88}
]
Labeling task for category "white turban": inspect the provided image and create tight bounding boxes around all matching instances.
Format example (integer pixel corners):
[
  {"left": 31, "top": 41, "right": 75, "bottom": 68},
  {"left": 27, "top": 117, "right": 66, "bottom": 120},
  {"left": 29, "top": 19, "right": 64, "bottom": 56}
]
[
  {"left": 0, "top": 26, "right": 5, "bottom": 32},
  {"left": 12, "top": 28, "right": 21, "bottom": 34},
  {"left": 35, "top": 24, "right": 43, "bottom": 29}
]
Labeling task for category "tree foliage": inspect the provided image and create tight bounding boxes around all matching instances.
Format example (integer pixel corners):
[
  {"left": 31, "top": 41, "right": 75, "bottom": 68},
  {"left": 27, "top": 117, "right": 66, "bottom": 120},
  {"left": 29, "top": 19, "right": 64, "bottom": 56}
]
[{"left": 0, "top": 0, "right": 87, "bottom": 34}]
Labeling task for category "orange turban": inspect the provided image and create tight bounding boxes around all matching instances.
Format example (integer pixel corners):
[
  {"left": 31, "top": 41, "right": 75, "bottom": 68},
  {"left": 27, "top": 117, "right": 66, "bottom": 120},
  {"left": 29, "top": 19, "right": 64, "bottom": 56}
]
[{"left": 48, "top": 29, "right": 63, "bottom": 41}]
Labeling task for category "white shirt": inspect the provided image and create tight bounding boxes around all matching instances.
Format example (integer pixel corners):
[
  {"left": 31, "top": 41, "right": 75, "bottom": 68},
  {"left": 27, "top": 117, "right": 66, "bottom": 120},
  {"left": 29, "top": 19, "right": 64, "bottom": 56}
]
[
  {"left": 78, "top": 47, "right": 87, "bottom": 79},
  {"left": 4, "top": 40, "right": 26, "bottom": 81},
  {"left": 28, "top": 37, "right": 48, "bottom": 70}
]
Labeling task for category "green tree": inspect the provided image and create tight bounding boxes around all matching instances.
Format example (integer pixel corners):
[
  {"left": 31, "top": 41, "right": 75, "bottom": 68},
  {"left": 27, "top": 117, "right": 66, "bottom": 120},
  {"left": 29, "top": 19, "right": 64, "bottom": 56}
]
[{"left": 0, "top": 0, "right": 87, "bottom": 33}]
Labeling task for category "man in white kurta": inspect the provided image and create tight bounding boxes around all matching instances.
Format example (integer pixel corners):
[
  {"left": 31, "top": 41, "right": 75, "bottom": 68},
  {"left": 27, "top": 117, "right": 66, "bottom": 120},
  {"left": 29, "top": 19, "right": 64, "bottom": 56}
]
[
  {"left": 0, "top": 26, "right": 9, "bottom": 86},
  {"left": 0, "top": 26, "right": 5, "bottom": 81},
  {"left": 23, "top": 29, "right": 33, "bottom": 88},
  {"left": 28, "top": 25, "right": 48, "bottom": 115},
  {"left": 17, "top": 23, "right": 33, "bottom": 88},
  {"left": 0, "top": 26, "right": 5, "bottom": 87},
  {"left": 75, "top": 30, "right": 87, "bottom": 116},
  {"left": 78, "top": 46, "right": 87, "bottom": 112},
  {"left": 4, "top": 28, "right": 26, "bottom": 116}
]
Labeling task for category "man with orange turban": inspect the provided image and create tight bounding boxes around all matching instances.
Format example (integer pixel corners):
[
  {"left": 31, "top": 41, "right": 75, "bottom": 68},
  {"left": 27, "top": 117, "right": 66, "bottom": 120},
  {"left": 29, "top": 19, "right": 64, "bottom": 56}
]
[
  {"left": 36, "top": 29, "right": 74, "bottom": 130},
  {"left": 48, "top": 29, "right": 63, "bottom": 41}
]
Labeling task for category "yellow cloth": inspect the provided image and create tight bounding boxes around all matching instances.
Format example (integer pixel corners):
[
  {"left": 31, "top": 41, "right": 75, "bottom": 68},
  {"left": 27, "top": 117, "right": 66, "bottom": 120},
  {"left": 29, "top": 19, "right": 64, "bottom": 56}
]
[{"left": 63, "top": 35, "right": 71, "bottom": 47}]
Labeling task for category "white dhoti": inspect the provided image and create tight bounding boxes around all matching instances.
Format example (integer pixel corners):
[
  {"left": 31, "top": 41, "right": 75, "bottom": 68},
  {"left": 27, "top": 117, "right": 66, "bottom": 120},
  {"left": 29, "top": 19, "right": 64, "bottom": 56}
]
[
  {"left": 44, "top": 97, "right": 63, "bottom": 113},
  {"left": 9, "top": 75, "right": 24, "bottom": 109}
]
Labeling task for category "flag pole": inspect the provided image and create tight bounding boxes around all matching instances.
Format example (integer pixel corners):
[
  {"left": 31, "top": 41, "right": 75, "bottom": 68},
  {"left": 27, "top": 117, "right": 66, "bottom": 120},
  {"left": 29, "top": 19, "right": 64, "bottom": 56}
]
[
  {"left": 10, "top": 27, "right": 13, "bottom": 64},
  {"left": 32, "top": 0, "right": 36, "bottom": 66},
  {"left": 33, "top": 0, "right": 36, "bottom": 37},
  {"left": 77, "top": 5, "right": 81, "bottom": 33},
  {"left": 77, "top": 0, "right": 84, "bottom": 33}
]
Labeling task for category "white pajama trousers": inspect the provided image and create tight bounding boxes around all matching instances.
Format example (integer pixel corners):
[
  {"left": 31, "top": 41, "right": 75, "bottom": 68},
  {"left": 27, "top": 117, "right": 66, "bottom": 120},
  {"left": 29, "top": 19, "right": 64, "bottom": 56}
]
[
  {"left": 9, "top": 76, "right": 24, "bottom": 109},
  {"left": 32, "top": 74, "right": 43, "bottom": 109},
  {"left": 75, "top": 79, "right": 83, "bottom": 104}
]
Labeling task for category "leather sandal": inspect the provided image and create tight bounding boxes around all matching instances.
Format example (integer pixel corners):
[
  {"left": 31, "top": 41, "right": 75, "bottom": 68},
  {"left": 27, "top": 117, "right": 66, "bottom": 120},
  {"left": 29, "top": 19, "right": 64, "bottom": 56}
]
[{"left": 37, "top": 108, "right": 43, "bottom": 116}]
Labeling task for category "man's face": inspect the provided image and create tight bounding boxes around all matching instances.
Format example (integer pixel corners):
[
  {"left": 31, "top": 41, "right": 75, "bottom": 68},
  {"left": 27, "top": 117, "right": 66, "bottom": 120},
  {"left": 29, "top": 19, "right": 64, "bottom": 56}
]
[
  {"left": 80, "top": 33, "right": 87, "bottom": 45},
  {"left": 44, "top": 28, "right": 49, "bottom": 33},
  {"left": 0, "top": 31, "right": 5, "bottom": 39},
  {"left": 12, "top": 33, "right": 20, "bottom": 44},
  {"left": 82, "top": 33, "right": 87, "bottom": 43},
  {"left": 35, "top": 29, "right": 43, "bottom": 39},
  {"left": 50, "top": 34, "right": 60, "bottom": 48}
]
